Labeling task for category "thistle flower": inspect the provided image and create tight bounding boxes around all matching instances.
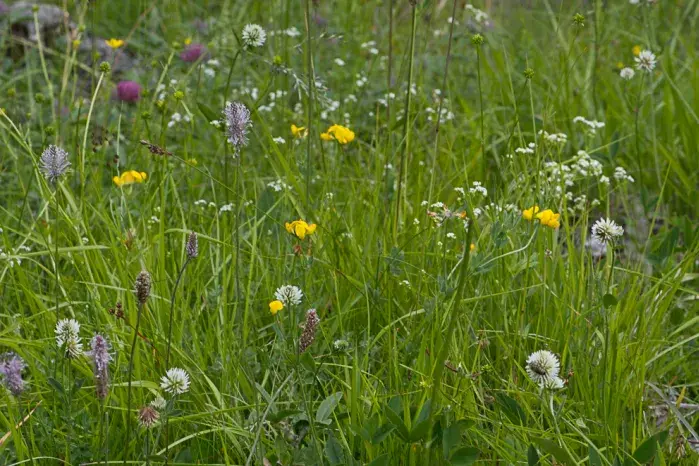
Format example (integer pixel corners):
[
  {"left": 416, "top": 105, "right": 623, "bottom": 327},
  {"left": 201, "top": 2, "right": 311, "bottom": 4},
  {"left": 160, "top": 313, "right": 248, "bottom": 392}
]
[
  {"left": 160, "top": 367, "right": 190, "bottom": 395},
  {"left": 635, "top": 50, "right": 657, "bottom": 72},
  {"left": 242, "top": 24, "right": 266, "bottom": 48},
  {"left": 525, "top": 350, "right": 560, "bottom": 386},
  {"left": 620, "top": 67, "right": 635, "bottom": 80},
  {"left": 55, "top": 318, "right": 83, "bottom": 359},
  {"left": 274, "top": 285, "right": 303, "bottom": 306},
  {"left": 116, "top": 81, "right": 142, "bottom": 102},
  {"left": 137, "top": 406, "right": 160, "bottom": 428},
  {"left": 39, "top": 145, "right": 71, "bottom": 184},
  {"left": 591, "top": 218, "right": 624, "bottom": 245},
  {"left": 180, "top": 43, "right": 206, "bottom": 62},
  {"left": 134, "top": 270, "right": 152, "bottom": 306},
  {"left": 299, "top": 309, "right": 320, "bottom": 353},
  {"left": 186, "top": 231, "right": 199, "bottom": 259},
  {"left": 223, "top": 102, "right": 251, "bottom": 150},
  {"left": 0, "top": 353, "right": 27, "bottom": 396},
  {"left": 87, "top": 334, "right": 111, "bottom": 400}
]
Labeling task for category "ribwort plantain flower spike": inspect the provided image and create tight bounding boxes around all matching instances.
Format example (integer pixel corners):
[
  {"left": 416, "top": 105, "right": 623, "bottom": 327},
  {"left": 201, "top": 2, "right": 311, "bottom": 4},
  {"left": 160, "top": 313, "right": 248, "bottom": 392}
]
[
  {"left": 223, "top": 102, "right": 251, "bottom": 151},
  {"left": 0, "top": 353, "right": 27, "bottom": 396},
  {"left": 299, "top": 309, "right": 320, "bottom": 353},
  {"left": 39, "top": 145, "right": 70, "bottom": 184},
  {"left": 87, "top": 334, "right": 111, "bottom": 400},
  {"left": 135, "top": 270, "right": 152, "bottom": 305},
  {"left": 186, "top": 231, "right": 199, "bottom": 259}
]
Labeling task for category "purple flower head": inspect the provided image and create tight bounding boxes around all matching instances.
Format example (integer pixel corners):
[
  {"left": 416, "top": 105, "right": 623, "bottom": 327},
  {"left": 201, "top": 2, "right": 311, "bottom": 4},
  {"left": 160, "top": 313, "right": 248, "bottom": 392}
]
[
  {"left": 87, "top": 334, "right": 111, "bottom": 400},
  {"left": 180, "top": 43, "right": 206, "bottom": 63},
  {"left": 223, "top": 101, "right": 251, "bottom": 150},
  {"left": 0, "top": 353, "right": 27, "bottom": 397},
  {"left": 116, "top": 81, "right": 142, "bottom": 103}
]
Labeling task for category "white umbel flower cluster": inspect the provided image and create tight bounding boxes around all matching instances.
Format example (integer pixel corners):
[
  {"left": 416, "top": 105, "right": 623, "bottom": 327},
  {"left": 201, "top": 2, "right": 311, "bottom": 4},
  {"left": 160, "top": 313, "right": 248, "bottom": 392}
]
[
  {"left": 526, "top": 350, "right": 563, "bottom": 389},
  {"left": 274, "top": 285, "right": 304, "bottom": 306}
]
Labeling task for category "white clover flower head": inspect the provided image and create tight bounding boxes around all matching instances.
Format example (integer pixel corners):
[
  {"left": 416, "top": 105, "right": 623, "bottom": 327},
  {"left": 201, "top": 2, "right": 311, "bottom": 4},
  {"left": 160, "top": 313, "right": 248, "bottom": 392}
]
[
  {"left": 150, "top": 395, "right": 167, "bottom": 411},
  {"left": 274, "top": 285, "right": 303, "bottom": 306},
  {"left": 591, "top": 218, "right": 624, "bottom": 245},
  {"left": 160, "top": 367, "right": 190, "bottom": 395},
  {"left": 242, "top": 24, "right": 266, "bottom": 48},
  {"left": 543, "top": 376, "right": 565, "bottom": 390},
  {"left": 526, "top": 350, "right": 560, "bottom": 386},
  {"left": 635, "top": 50, "right": 657, "bottom": 72},
  {"left": 55, "top": 319, "right": 83, "bottom": 358},
  {"left": 620, "top": 67, "right": 635, "bottom": 80}
]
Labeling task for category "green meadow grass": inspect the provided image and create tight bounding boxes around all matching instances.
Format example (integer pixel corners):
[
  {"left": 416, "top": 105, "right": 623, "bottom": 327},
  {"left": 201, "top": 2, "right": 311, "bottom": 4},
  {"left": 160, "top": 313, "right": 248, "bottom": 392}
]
[{"left": 0, "top": 0, "right": 697, "bottom": 464}]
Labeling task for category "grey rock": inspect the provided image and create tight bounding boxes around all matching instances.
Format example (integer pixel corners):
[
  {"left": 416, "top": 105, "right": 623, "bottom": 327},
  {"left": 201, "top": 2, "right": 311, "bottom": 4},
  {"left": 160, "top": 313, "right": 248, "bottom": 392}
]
[{"left": 10, "top": 2, "right": 67, "bottom": 42}]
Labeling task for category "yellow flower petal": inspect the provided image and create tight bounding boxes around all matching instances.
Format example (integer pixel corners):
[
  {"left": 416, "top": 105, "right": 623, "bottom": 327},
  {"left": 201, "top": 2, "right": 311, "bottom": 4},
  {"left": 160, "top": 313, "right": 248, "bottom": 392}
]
[
  {"left": 269, "top": 300, "right": 284, "bottom": 315},
  {"left": 106, "top": 38, "right": 124, "bottom": 49},
  {"left": 522, "top": 205, "right": 540, "bottom": 221}
]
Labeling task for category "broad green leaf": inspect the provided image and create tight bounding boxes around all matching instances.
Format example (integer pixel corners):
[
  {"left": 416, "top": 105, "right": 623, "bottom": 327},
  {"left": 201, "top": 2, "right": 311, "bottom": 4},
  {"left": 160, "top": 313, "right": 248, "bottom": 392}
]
[
  {"left": 450, "top": 446, "right": 479, "bottom": 466},
  {"left": 367, "top": 454, "right": 391, "bottom": 466},
  {"left": 533, "top": 438, "right": 577, "bottom": 465},
  {"left": 324, "top": 433, "right": 345, "bottom": 465},
  {"left": 316, "top": 392, "right": 343, "bottom": 425},
  {"left": 528, "top": 444, "right": 540, "bottom": 466}
]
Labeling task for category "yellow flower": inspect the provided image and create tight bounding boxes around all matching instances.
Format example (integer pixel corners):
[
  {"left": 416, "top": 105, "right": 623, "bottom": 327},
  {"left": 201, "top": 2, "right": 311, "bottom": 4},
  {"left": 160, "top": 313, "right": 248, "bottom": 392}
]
[
  {"left": 113, "top": 170, "right": 147, "bottom": 187},
  {"left": 536, "top": 209, "right": 561, "bottom": 229},
  {"left": 184, "top": 37, "right": 192, "bottom": 46},
  {"left": 72, "top": 39, "right": 81, "bottom": 49},
  {"left": 616, "top": 61, "right": 624, "bottom": 69},
  {"left": 291, "top": 124, "right": 307, "bottom": 138},
  {"left": 320, "top": 124, "right": 355, "bottom": 144},
  {"left": 522, "top": 205, "right": 540, "bottom": 221},
  {"left": 470, "top": 243, "right": 476, "bottom": 252},
  {"left": 269, "top": 300, "right": 284, "bottom": 315},
  {"left": 632, "top": 45, "right": 641, "bottom": 56},
  {"left": 285, "top": 220, "right": 317, "bottom": 240},
  {"left": 105, "top": 38, "right": 125, "bottom": 49}
]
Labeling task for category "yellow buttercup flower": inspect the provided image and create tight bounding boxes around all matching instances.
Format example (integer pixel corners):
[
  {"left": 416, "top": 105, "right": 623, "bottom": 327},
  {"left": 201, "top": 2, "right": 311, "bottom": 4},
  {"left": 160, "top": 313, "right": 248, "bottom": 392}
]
[
  {"left": 269, "top": 300, "right": 284, "bottom": 315},
  {"left": 291, "top": 124, "right": 307, "bottom": 138},
  {"left": 536, "top": 209, "right": 561, "bottom": 229},
  {"left": 320, "top": 124, "right": 355, "bottom": 144},
  {"left": 632, "top": 45, "right": 641, "bottom": 56},
  {"left": 113, "top": 170, "right": 147, "bottom": 187},
  {"left": 184, "top": 37, "right": 193, "bottom": 46},
  {"left": 522, "top": 205, "right": 540, "bottom": 221},
  {"left": 285, "top": 220, "right": 317, "bottom": 240},
  {"left": 105, "top": 38, "right": 125, "bottom": 49}
]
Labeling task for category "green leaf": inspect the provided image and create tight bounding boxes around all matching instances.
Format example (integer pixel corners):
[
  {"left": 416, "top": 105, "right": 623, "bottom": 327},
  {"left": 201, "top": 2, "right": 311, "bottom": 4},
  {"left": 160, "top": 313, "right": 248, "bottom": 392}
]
[
  {"left": 197, "top": 101, "right": 219, "bottom": 122},
  {"left": 528, "top": 444, "right": 540, "bottom": 466},
  {"left": 603, "top": 293, "right": 618, "bottom": 307},
  {"left": 442, "top": 419, "right": 474, "bottom": 459},
  {"left": 315, "top": 392, "right": 343, "bottom": 425},
  {"left": 533, "top": 438, "right": 577, "bottom": 465},
  {"left": 589, "top": 445, "right": 602, "bottom": 466},
  {"left": 450, "top": 446, "right": 479, "bottom": 466},
  {"left": 409, "top": 400, "right": 432, "bottom": 442},
  {"left": 299, "top": 351, "right": 316, "bottom": 373},
  {"left": 324, "top": 433, "right": 345, "bottom": 465},
  {"left": 47, "top": 377, "right": 64, "bottom": 394},
  {"left": 371, "top": 423, "right": 396, "bottom": 445},
  {"left": 367, "top": 454, "right": 391, "bottom": 466},
  {"left": 496, "top": 393, "right": 527, "bottom": 425},
  {"left": 630, "top": 431, "right": 668, "bottom": 464},
  {"left": 384, "top": 404, "right": 410, "bottom": 442},
  {"left": 267, "top": 409, "right": 302, "bottom": 423}
]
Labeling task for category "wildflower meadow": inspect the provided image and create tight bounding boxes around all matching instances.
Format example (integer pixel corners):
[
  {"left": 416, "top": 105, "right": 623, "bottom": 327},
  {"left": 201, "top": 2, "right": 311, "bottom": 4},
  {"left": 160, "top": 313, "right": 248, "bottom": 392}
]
[{"left": 1, "top": 0, "right": 698, "bottom": 464}]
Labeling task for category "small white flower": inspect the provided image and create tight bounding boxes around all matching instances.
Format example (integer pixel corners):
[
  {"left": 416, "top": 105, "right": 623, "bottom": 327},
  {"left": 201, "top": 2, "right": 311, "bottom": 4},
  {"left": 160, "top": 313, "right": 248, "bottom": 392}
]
[
  {"left": 55, "top": 319, "right": 83, "bottom": 358},
  {"left": 635, "top": 50, "right": 657, "bottom": 72},
  {"left": 446, "top": 232, "right": 457, "bottom": 240},
  {"left": 591, "top": 218, "right": 624, "bottom": 244},
  {"left": 150, "top": 395, "right": 167, "bottom": 410},
  {"left": 620, "top": 67, "right": 635, "bottom": 80},
  {"left": 273, "top": 136, "right": 286, "bottom": 144},
  {"left": 160, "top": 367, "right": 190, "bottom": 395},
  {"left": 334, "top": 58, "right": 345, "bottom": 67},
  {"left": 526, "top": 350, "right": 560, "bottom": 386},
  {"left": 543, "top": 376, "right": 565, "bottom": 390},
  {"left": 274, "top": 285, "right": 303, "bottom": 306},
  {"left": 242, "top": 24, "right": 266, "bottom": 48}
]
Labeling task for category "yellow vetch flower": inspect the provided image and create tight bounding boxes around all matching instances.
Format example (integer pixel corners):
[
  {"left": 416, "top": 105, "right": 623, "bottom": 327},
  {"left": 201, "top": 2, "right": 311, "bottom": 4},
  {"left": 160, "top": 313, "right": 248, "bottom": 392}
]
[
  {"left": 113, "top": 170, "right": 148, "bottom": 187},
  {"left": 320, "top": 124, "right": 355, "bottom": 144},
  {"left": 291, "top": 124, "right": 307, "bottom": 138},
  {"left": 632, "top": 45, "right": 641, "bottom": 56},
  {"left": 536, "top": 209, "right": 561, "bottom": 229},
  {"left": 285, "top": 220, "right": 317, "bottom": 240},
  {"left": 269, "top": 300, "right": 284, "bottom": 315},
  {"left": 522, "top": 205, "right": 540, "bottom": 221},
  {"left": 105, "top": 38, "right": 125, "bottom": 49}
]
